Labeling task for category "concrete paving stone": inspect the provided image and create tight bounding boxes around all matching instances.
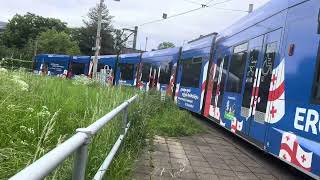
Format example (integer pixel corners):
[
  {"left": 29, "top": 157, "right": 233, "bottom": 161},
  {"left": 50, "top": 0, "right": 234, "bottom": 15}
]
[
  {"left": 197, "top": 145, "right": 212, "bottom": 150},
  {"left": 187, "top": 154, "right": 206, "bottom": 161},
  {"left": 192, "top": 166, "right": 215, "bottom": 174},
  {"left": 224, "top": 159, "right": 244, "bottom": 166},
  {"left": 170, "top": 158, "right": 189, "bottom": 165},
  {"left": 152, "top": 167, "right": 174, "bottom": 177},
  {"left": 196, "top": 173, "right": 220, "bottom": 180},
  {"left": 247, "top": 166, "right": 272, "bottom": 175},
  {"left": 150, "top": 176, "right": 174, "bottom": 180},
  {"left": 206, "top": 157, "right": 225, "bottom": 165},
  {"left": 208, "top": 162, "right": 231, "bottom": 170},
  {"left": 136, "top": 159, "right": 151, "bottom": 167},
  {"left": 174, "top": 171, "right": 198, "bottom": 179},
  {"left": 183, "top": 146, "right": 197, "bottom": 151},
  {"left": 228, "top": 165, "right": 252, "bottom": 173},
  {"left": 185, "top": 150, "right": 203, "bottom": 157},
  {"left": 255, "top": 173, "right": 277, "bottom": 180},
  {"left": 169, "top": 149, "right": 186, "bottom": 155},
  {"left": 154, "top": 144, "right": 169, "bottom": 152},
  {"left": 154, "top": 139, "right": 167, "bottom": 144},
  {"left": 190, "top": 160, "right": 211, "bottom": 168},
  {"left": 168, "top": 144, "right": 183, "bottom": 149},
  {"left": 202, "top": 153, "right": 220, "bottom": 159},
  {"left": 170, "top": 152, "right": 188, "bottom": 159},
  {"left": 219, "top": 155, "right": 236, "bottom": 160},
  {"left": 153, "top": 162, "right": 172, "bottom": 169},
  {"left": 171, "top": 165, "right": 194, "bottom": 174},
  {"left": 235, "top": 172, "right": 259, "bottom": 180},
  {"left": 134, "top": 165, "right": 153, "bottom": 174},
  {"left": 153, "top": 158, "right": 171, "bottom": 164},
  {"left": 132, "top": 172, "right": 151, "bottom": 180},
  {"left": 214, "top": 169, "right": 237, "bottom": 177},
  {"left": 167, "top": 141, "right": 182, "bottom": 146},
  {"left": 218, "top": 175, "right": 240, "bottom": 180}
]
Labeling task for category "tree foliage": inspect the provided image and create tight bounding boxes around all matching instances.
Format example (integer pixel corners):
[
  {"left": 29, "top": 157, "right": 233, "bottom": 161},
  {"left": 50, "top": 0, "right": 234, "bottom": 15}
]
[
  {"left": 157, "top": 42, "right": 175, "bottom": 50},
  {"left": 71, "top": 4, "right": 116, "bottom": 55},
  {"left": 2, "top": 13, "right": 67, "bottom": 49},
  {"left": 37, "top": 29, "right": 80, "bottom": 55}
]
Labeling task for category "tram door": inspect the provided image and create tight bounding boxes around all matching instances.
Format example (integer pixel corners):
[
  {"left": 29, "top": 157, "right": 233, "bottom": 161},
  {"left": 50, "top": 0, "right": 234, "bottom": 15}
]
[
  {"left": 149, "top": 65, "right": 159, "bottom": 89},
  {"left": 241, "top": 29, "right": 282, "bottom": 145},
  {"left": 209, "top": 49, "right": 230, "bottom": 121}
]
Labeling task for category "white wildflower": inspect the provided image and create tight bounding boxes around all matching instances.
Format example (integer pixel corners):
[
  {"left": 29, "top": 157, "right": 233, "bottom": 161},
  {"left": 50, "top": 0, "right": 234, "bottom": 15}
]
[
  {"left": 37, "top": 106, "right": 51, "bottom": 118},
  {"left": 27, "top": 107, "right": 34, "bottom": 113},
  {"left": 20, "top": 140, "right": 28, "bottom": 146},
  {"left": 0, "top": 67, "right": 8, "bottom": 73},
  {"left": 27, "top": 128, "right": 35, "bottom": 134},
  {"left": 7, "top": 104, "right": 16, "bottom": 111},
  {"left": 72, "top": 75, "right": 94, "bottom": 86}
]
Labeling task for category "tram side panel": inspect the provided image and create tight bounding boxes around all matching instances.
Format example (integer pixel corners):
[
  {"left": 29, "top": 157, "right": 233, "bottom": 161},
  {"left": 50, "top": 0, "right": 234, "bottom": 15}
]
[
  {"left": 265, "top": 0, "right": 320, "bottom": 177},
  {"left": 138, "top": 47, "right": 181, "bottom": 98},
  {"left": 115, "top": 53, "right": 141, "bottom": 87},
  {"left": 201, "top": 0, "right": 320, "bottom": 178}
]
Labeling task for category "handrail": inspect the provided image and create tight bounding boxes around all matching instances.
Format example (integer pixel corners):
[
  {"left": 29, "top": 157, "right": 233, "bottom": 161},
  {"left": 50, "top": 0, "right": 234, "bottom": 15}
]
[{"left": 10, "top": 95, "right": 138, "bottom": 180}]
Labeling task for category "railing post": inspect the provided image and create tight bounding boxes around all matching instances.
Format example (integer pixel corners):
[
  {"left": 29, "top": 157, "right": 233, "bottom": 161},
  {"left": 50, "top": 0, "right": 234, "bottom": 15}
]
[
  {"left": 72, "top": 128, "right": 92, "bottom": 180},
  {"left": 122, "top": 106, "right": 128, "bottom": 133}
]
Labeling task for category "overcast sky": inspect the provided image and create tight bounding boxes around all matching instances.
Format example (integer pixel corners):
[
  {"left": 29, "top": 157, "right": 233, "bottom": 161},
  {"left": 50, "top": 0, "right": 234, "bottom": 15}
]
[{"left": 0, "top": 0, "right": 270, "bottom": 51}]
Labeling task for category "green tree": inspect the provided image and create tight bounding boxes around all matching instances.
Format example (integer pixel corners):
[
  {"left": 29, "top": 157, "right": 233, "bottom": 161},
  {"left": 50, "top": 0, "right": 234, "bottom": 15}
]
[
  {"left": 2, "top": 13, "right": 67, "bottom": 49},
  {"left": 72, "top": 4, "right": 116, "bottom": 55},
  {"left": 157, "top": 42, "right": 175, "bottom": 50},
  {"left": 37, "top": 29, "right": 80, "bottom": 55}
]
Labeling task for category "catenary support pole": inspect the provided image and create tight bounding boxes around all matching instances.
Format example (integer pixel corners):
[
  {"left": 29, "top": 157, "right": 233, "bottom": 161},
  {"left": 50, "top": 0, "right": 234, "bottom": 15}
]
[{"left": 92, "top": 0, "right": 104, "bottom": 78}]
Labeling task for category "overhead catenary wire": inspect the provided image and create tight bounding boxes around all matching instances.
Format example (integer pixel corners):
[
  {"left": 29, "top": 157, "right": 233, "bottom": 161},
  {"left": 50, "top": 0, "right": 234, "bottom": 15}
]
[{"left": 137, "top": 0, "right": 241, "bottom": 27}]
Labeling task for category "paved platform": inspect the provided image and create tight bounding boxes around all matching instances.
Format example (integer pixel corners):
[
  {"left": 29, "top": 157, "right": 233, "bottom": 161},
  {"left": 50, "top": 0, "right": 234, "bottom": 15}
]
[{"left": 133, "top": 123, "right": 309, "bottom": 180}]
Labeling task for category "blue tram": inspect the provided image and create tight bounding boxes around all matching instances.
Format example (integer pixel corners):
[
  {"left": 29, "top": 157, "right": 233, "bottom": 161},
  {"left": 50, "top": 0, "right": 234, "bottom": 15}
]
[
  {"left": 70, "top": 56, "right": 90, "bottom": 77},
  {"left": 198, "top": 0, "right": 320, "bottom": 178},
  {"left": 115, "top": 53, "right": 141, "bottom": 86},
  {"left": 34, "top": 54, "right": 70, "bottom": 77},
  {"left": 138, "top": 47, "right": 180, "bottom": 96},
  {"left": 96, "top": 55, "right": 117, "bottom": 84},
  {"left": 175, "top": 33, "right": 217, "bottom": 114}
]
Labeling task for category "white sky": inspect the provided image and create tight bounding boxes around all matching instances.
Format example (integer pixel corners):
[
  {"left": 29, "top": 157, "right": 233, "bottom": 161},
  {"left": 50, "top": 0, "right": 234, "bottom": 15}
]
[{"left": 0, "top": 0, "right": 270, "bottom": 51}]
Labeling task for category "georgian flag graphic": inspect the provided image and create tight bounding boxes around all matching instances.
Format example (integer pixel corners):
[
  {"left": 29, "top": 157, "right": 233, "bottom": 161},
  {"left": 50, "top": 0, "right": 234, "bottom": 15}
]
[
  {"left": 208, "top": 62, "right": 225, "bottom": 126},
  {"left": 266, "top": 59, "right": 285, "bottom": 124},
  {"left": 279, "top": 132, "right": 313, "bottom": 171},
  {"left": 231, "top": 117, "right": 243, "bottom": 133},
  {"left": 166, "top": 69, "right": 176, "bottom": 96},
  {"left": 174, "top": 83, "right": 180, "bottom": 103},
  {"left": 200, "top": 61, "right": 209, "bottom": 110}
]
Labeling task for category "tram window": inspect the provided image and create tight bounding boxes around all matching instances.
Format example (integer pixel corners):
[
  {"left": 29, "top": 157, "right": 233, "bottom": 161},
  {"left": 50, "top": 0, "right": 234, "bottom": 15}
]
[
  {"left": 97, "top": 63, "right": 106, "bottom": 72},
  {"left": 141, "top": 63, "right": 151, "bottom": 82},
  {"left": 312, "top": 46, "right": 320, "bottom": 103},
  {"left": 181, "top": 57, "right": 202, "bottom": 88},
  {"left": 226, "top": 43, "right": 248, "bottom": 93},
  {"left": 211, "top": 57, "right": 223, "bottom": 103},
  {"left": 218, "top": 55, "right": 229, "bottom": 107},
  {"left": 72, "top": 62, "right": 85, "bottom": 75},
  {"left": 159, "top": 62, "right": 173, "bottom": 84},
  {"left": 242, "top": 48, "right": 260, "bottom": 108},
  {"left": 119, "top": 63, "right": 134, "bottom": 80},
  {"left": 256, "top": 42, "right": 277, "bottom": 114}
]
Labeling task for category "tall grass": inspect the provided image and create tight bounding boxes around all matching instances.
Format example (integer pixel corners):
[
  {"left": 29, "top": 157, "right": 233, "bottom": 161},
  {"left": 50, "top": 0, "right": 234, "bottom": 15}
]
[
  {"left": 0, "top": 70, "right": 204, "bottom": 179},
  {"left": 0, "top": 70, "right": 138, "bottom": 179}
]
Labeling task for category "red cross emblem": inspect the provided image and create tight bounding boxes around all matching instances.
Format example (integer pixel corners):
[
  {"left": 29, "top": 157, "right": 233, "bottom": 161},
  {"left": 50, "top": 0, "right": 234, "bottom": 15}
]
[
  {"left": 271, "top": 74, "right": 277, "bottom": 85},
  {"left": 270, "top": 106, "right": 277, "bottom": 118},
  {"left": 301, "top": 154, "right": 306, "bottom": 163}
]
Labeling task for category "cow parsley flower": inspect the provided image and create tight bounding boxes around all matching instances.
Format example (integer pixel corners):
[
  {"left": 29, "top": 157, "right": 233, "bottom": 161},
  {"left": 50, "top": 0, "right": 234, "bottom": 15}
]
[
  {"left": 0, "top": 67, "right": 7, "bottom": 73},
  {"left": 27, "top": 107, "right": 34, "bottom": 113},
  {"left": 7, "top": 104, "right": 16, "bottom": 111},
  {"left": 37, "top": 106, "right": 51, "bottom": 118}
]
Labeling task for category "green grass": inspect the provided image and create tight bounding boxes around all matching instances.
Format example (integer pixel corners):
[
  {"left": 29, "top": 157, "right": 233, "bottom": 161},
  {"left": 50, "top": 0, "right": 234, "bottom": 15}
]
[
  {"left": 147, "top": 92, "right": 204, "bottom": 137},
  {"left": 0, "top": 69, "right": 204, "bottom": 180}
]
